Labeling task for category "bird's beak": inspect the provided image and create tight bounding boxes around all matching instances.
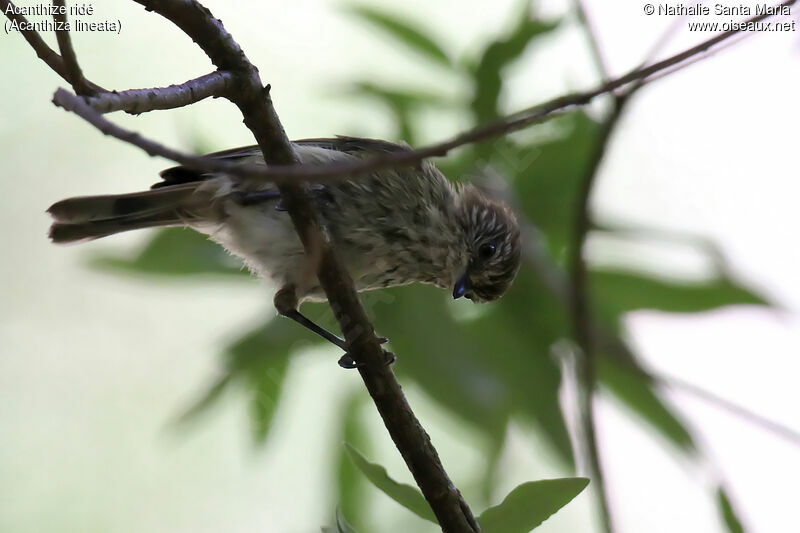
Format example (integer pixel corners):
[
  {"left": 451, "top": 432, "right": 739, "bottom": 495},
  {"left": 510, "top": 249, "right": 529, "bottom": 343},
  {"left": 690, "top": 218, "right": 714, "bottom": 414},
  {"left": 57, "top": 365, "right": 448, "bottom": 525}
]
[{"left": 453, "top": 270, "right": 471, "bottom": 299}]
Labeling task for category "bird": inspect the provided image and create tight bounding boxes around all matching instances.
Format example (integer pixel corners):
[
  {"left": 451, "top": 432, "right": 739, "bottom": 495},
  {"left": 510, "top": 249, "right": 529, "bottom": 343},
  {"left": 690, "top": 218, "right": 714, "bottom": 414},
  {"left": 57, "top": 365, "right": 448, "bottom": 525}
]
[{"left": 47, "top": 136, "right": 522, "bottom": 367}]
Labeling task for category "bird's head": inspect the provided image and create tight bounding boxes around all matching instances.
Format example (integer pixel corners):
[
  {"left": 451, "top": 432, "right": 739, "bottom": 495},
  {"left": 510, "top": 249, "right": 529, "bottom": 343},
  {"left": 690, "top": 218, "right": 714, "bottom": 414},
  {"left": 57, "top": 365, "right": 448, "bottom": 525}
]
[{"left": 453, "top": 186, "right": 521, "bottom": 303}]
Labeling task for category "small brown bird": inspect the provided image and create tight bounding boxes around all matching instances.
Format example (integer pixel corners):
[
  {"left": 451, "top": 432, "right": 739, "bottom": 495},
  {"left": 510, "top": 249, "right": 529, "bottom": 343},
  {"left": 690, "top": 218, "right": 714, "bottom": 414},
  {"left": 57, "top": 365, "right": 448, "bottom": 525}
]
[{"left": 48, "top": 137, "right": 522, "bottom": 366}]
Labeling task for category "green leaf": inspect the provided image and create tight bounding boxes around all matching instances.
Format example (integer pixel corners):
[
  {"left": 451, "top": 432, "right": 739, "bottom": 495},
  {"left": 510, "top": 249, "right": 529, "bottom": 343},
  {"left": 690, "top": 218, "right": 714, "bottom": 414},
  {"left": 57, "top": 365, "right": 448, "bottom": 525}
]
[
  {"left": 346, "top": 81, "right": 451, "bottom": 108},
  {"left": 347, "top": 6, "right": 451, "bottom": 67},
  {"left": 178, "top": 315, "right": 330, "bottom": 445},
  {"left": 342, "top": 81, "right": 455, "bottom": 144},
  {"left": 471, "top": 7, "right": 559, "bottom": 124},
  {"left": 172, "top": 374, "right": 233, "bottom": 427},
  {"left": 374, "top": 280, "right": 574, "bottom": 466},
  {"left": 590, "top": 268, "right": 768, "bottom": 317},
  {"left": 490, "top": 268, "right": 575, "bottom": 463},
  {"left": 477, "top": 478, "right": 589, "bottom": 533},
  {"left": 597, "top": 355, "right": 695, "bottom": 452},
  {"left": 246, "top": 358, "right": 289, "bottom": 444},
  {"left": 91, "top": 228, "right": 248, "bottom": 277},
  {"left": 587, "top": 266, "right": 762, "bottom": 454},
  {"left": 377, "top": 288, "right": 511, "bottom": 437},
  {"left": 512, "top": 112, "right": 603, "bottom": 262},
  {"left": 344, "top": 443, "right": 436, "bottom": 523},
  {"left": 226, "top": 319, "right": 316, "bottom": 444},
  {"left": 593, "top": 220, "right": 726, "bottom": 260},
  {"left": 335, "top": 393, "right": 372, "bottom": 530},
  {"left": 717, "top": 487, "right": 746, "bottom": 533}
]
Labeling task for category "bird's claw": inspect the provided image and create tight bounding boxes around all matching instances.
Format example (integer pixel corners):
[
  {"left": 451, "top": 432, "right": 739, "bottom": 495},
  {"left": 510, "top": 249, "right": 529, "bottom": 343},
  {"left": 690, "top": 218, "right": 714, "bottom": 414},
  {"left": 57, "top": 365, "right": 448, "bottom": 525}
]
[
  {"left": 337, "top": 347, "right": 396, "bottom": 369},
  {"left": 382, "top": 350, "right": 397, "bottom": 366},
  {"left": 337, "top": 353, "right": 363, "bottom": 369}
]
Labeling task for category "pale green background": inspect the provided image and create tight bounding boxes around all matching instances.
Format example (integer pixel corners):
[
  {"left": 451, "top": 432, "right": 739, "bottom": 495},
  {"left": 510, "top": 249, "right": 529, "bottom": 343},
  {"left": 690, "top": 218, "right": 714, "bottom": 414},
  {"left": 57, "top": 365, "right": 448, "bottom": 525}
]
[{"left": 1, "top": 1, "right": 798, "bottom": 532}]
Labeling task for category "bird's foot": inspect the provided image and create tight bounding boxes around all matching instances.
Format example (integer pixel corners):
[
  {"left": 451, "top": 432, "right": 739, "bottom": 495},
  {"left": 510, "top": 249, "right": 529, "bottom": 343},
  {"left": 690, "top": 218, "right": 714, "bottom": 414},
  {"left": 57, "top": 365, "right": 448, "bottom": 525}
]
[
  {"left": 338, "top": 346, "right": 396, "bottom": 369},
  {"left": 337, "top": 353, "right": 361, "bottom": 369}
]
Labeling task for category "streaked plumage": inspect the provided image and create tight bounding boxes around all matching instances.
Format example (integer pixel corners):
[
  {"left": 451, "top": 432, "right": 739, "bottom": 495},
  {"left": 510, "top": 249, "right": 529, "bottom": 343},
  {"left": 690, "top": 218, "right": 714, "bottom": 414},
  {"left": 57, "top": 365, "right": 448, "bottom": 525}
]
[{"left": 48, "top": 137, "right": 521, "bottom": 304}]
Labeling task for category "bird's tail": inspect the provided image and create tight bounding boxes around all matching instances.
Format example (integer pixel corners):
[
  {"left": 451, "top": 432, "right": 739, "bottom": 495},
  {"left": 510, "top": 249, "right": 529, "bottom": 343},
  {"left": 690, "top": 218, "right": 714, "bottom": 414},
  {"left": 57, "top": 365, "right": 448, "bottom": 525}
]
[{"left": 47, "top": 183, "right": 215, "bottom": 244}]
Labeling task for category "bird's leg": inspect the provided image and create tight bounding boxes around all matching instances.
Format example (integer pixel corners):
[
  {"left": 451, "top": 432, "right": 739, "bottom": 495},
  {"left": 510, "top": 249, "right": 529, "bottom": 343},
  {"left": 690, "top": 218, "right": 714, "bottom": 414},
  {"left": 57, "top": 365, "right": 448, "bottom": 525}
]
[
  {"left": 273, "top": 285, "right": 393, "bottom": 369},
  {"left": 274, "top": 285, "right": 346, "bottom": 349}
]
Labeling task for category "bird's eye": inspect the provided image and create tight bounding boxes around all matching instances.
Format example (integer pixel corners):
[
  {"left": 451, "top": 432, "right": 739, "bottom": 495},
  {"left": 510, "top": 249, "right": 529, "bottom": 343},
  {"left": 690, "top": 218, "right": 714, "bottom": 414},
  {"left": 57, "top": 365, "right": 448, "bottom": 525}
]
[{"left": 478, "top": 243, "right": 496, "bottom": 260}]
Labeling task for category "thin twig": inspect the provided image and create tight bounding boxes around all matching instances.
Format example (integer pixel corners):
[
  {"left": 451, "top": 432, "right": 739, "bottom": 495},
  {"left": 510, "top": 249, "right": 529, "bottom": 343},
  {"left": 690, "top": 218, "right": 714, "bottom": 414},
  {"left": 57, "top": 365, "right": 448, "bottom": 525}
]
[
  {"left": 517, "top": 217, "right": 800, "bottom": 450},
  {"left": 564, "top": 4, "right": 779, "bottom": 517},
  {"left": 639, "top": 1, "right": 707, "bottom": 68},
  {"left": 596, "top": 334, "right": 800, "bottom": 449},
  {"left": 222, "top": 0, "right": 796, "bottom": 181},
  {"left": 0, "top": 0, "right": 102, "bottom": 91},
  {"left": 573, "top": 0, "right": 611, "bottom": 82},
  {"left": 52, "top": 0, "right": 93, "bottom": 95},
  {"left": 567, "top": 85, "right": 631, "bottom": 533},
  {"left": 7, "top": 0, "right": 793, "bottom": 173},
  {"left": 84, "top": 70, "right": 236, "bottom": 114},
  {"left": 18, "top": 0, "right": 794, "bottom": 184},
  {"left": 1, "top": 0, "right": 236, "bottom": 112},
  {"left": 639, "top": 30, "right": 751, "bottom": 86},
  {"left": 568, "top": 80, "right": 660, "bottom": 531},
  {"left": 52, "top": 88, "right": 259, "bottom": 175},
  {"left": 502, "top": 0, "right": 800, "bottom": 461},
  {"left": 45, "top": 38, "right": 710, "bottom": 187},
  {"left": 570, "top": 4, "right": 620, "bottom": 533},
  {"left": 48, "top": 2, "right": 785, "bottom": 188},
  {"left": 659, "top": 374, "right": 800, "bottom": 446}
]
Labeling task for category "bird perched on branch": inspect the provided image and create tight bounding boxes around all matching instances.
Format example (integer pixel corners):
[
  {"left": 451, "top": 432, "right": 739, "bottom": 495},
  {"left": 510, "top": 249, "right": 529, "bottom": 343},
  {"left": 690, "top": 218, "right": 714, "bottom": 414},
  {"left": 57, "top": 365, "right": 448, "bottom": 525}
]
[{"left": 48, "top": 137, "right": 521, "bottom": 367}]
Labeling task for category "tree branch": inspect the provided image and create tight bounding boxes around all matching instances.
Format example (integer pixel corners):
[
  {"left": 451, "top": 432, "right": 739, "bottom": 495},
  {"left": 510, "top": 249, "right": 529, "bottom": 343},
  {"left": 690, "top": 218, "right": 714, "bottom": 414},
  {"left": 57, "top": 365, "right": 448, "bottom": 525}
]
[
  {"left": 658, "top": 373, "right": 800, "bottom": 446},
  {"left": 52, "top": 0, "right": 93, "bottom": 95},
  {"left": 515, "top": 213, "right": 800, "bottom": 452},
  {"left": 44, "top": 1, "right": 784, "bottom": 187},
  {"left": 51, "top": 87, "right": 256, "bottom": 173},
  {"left": 27, "top": 0, "right": 793, "bottom": 187},
  {"left": 562, "top": 2, "right": 794, "bottom": 526},
  {"left": 0, "top": 0, "right": 103, "bottom": 91},
  {"left": 570, "top": 4, "right": 620, "bottom": 533},
  {"left": 568, "top": 94, "right": 631, "bottom": 533},
  {"left": 594, "top": 333, "right": 800, "bottom": 449},
  {"left": 128, "top": 1, "right": 480, "bottom": 531},
  {"left": 212, "top": 0, "right": 797, "bottom": 181},
  {"left": 6, "top": 0, "right": 795, "bottom": 173},
  {"left": 84, "top": 70, "right": 236, "bottom": 114},
  {"left": 1, "top": 0, "right": 239, "bottom": 113},
  {"left": 573, "top": 0, "right": 611, "bottom": 82}
]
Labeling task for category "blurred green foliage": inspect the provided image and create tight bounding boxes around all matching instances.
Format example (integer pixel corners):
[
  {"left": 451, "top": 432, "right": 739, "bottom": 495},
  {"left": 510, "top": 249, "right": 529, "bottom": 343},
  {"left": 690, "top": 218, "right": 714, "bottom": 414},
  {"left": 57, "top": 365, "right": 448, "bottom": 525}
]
[
  {"left": 91, "top": 3, "right": 767, "bottom": 532},
  {"left": 717, "top": 486, "right": 746, "bottom": 533},
  {"left": 92, "top": 227, "right": 245, "bottom": 276}
]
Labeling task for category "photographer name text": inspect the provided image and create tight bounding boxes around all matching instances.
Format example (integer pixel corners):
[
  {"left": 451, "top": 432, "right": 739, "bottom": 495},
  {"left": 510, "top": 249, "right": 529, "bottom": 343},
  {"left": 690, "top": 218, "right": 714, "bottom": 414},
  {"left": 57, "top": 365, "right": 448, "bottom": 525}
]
[{"left": 650, "top": 3, "right": 790, "bottom": 16}]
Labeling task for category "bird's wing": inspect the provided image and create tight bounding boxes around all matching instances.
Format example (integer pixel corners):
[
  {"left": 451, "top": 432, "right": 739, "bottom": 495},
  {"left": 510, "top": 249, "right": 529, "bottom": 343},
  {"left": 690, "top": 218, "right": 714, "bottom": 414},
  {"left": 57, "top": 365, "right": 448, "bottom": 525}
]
[
  {"left": 153, "top": 146, "right": 262, "bottom": 189},
  {"left": 153, "top": 137, "right": 410, "bottom": 190},
  {"left": 293, "top": 136, "right": 411, "bottom": 156}
]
